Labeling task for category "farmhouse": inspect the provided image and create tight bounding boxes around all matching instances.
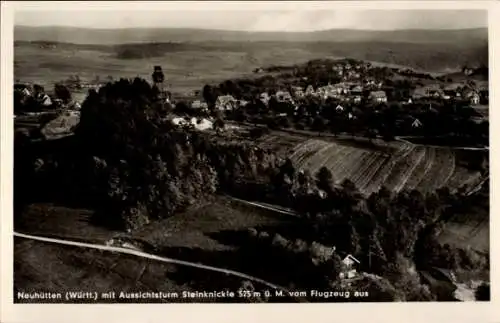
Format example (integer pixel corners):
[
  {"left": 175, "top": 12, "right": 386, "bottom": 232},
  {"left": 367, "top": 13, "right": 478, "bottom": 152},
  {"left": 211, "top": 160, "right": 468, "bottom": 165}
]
[
  {"left": 353, "top": 95, "right": 362, "bottom": 104},
  {"left": 368, "top": 91, "right": 387, "bottom": 103},
  {"left": 215, "top": 95, "right": 237, "bottom": 111},
  {"left": 305, "top": 85, "right": 316, "bottom": 96},
  {"left": 470, "top": 92, "right": 480, "bottom": 105},
  {"left": 15, "top": 83, "right": 32, "bottom": 97},
  {"left": 292, "top": 87, "right": 305, "bottom": 98},
  {"left": 259, "top": 92, "right": 271, "bottom": 105},
  {"left": 191, "top": 100, "right": 209, "bottom": 110},
  {"left": 335, "top": 105, "right": 344, "bottom": 112},
  {"left": 339, "top": 254, "right": 360, "bottom": 279},
  {"left": 275, "top": 90, "right": 294, "bottom": 104}
]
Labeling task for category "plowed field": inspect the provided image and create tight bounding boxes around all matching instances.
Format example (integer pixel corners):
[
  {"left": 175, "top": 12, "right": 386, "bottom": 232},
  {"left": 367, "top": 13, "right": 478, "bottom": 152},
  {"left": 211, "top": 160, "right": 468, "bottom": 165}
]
[{"left": 287, "top": 138, "right": 485, "bottom": 195}]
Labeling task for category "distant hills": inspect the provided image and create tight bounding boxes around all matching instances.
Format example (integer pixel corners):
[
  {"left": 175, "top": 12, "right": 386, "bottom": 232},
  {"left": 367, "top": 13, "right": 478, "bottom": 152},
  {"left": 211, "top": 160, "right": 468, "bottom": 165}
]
[{"left": 15, "top": 26, "right": 488, "bottom": 45}]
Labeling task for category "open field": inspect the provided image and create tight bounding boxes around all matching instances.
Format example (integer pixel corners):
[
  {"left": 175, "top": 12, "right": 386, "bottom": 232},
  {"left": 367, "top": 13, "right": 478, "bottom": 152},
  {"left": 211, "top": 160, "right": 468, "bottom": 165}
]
[
  {"left": 14, "top": 197, "right": 310, "bottom": 301},
  {"left": 281, "top": 137, "right": 485, "bottom": 195},
  {"left": 15, "top": 30, "right": 487, "bottom": 98}
]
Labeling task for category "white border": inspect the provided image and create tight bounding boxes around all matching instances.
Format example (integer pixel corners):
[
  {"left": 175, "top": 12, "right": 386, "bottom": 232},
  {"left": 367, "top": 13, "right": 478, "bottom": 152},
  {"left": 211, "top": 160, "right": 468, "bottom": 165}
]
[{"left": 1, "top": 2, "right": 498, "bottom": 323}]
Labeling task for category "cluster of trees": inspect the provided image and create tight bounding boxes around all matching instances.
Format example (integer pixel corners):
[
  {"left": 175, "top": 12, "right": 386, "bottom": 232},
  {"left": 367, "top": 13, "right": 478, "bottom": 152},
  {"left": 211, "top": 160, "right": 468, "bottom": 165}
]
[
  {"left": 114, "top": 43, "right": 195, "bottom": 59},
  {"left": 245, "top": 228, "right": 343, "bottom": 290},
  {"left": 15, "top": 77, "right": 282, "bottom": 230}
]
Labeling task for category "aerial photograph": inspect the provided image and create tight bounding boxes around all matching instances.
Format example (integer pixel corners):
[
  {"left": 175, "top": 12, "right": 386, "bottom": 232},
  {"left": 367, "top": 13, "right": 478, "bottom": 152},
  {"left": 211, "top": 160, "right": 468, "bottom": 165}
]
[{"left": 12, "top": 5, "right": 489, "bottom": 303}]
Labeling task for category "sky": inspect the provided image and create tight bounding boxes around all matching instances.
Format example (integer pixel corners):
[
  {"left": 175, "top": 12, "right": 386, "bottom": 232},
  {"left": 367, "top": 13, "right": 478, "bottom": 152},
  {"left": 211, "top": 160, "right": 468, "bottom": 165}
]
[{"left": 14, "top": 4, "right": 487, "bottom": 32}]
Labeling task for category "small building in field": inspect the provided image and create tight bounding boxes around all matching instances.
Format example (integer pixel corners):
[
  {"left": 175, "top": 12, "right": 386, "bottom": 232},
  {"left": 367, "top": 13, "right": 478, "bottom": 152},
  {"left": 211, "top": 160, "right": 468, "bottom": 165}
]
[
  {"left": 368, "top": 91, "right": 387, "bottom": 103},
  {"left": 335, "top": 105, "right": 344, "bottom": 112}
]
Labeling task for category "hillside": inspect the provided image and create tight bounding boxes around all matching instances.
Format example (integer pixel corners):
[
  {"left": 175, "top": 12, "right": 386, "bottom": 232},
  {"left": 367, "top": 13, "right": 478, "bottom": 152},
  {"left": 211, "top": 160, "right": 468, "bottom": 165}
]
[
  {"left": 284, "top": 138, "right": 485, "bottom": 195},
  {"left": 14, "top": 26, "right": 488, "bottom": 45}
]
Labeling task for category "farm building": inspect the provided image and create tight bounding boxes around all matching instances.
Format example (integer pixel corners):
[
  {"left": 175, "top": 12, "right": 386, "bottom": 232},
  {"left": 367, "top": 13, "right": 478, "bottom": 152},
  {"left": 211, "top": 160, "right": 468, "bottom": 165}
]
[
  {"left": 335, "top": 105, "right": 344, "bottom": 112},
  {"left": 15, "top": 83, "right": 32, "bottom": 97},
  {"left": 191, "top": 100, "right": 209, "bottom": 110},
  {"left": 215, "top": 95, "right": 238, "bottom": 111},
  {"left": 470, "top": 92, "right": 480, "bottom": 105},
  {"left": 275, "top": 90, "right": 294, "bottom": 103},
  {"left": 368, "top": 91, "right": 387, "bottom": 103},
  {"left": 350, "top": 85, "right": 363, "bottom": 95},
  {"left": 38, "top": 93, "right": 53, "bottom": 107},
  {"left": 259, "top": 92, "right": 271, "bottom": 105},
  {"left": 339, "top": 254, "right": 360, "bottom": 279},
  {"left": 305, "top": 85, "right": 316, "bottom": 96},
  {"left": 292, "top": 87, "right": 305, "bottom": 98}
]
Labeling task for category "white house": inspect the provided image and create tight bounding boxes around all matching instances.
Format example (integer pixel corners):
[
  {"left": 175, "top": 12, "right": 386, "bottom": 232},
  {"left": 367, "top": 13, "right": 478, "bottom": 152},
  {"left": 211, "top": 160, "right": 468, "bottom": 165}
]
[
  {"left": 39, "top": 93, "right": 53, "bottom": 107},
  {"left": 335, "top": 105, "right": 344, "bottom": 112},
  {"left": 368, "top": 91, "right": 387, "bottom": 103},
  {"left": 339, "top": 254, "right": 360, "bottom": 279},
  {"left": 215, "top": 95, "right": 237, "bottom": 111},
  {"left": 470, "top": 92, "right": 480, "bottom": 105},
  {"left": 191, "top": 100, "right": 208, "bottom": 110},
  {"left": 259, "top": 92, "right": 271, "bottom": 105}
]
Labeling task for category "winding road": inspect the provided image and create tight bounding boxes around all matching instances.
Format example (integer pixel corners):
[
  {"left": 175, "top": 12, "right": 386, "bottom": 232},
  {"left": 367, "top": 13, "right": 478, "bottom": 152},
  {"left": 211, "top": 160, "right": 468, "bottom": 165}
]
[{"left": 14, "top": 231, "right": 289, "bottom": 293}]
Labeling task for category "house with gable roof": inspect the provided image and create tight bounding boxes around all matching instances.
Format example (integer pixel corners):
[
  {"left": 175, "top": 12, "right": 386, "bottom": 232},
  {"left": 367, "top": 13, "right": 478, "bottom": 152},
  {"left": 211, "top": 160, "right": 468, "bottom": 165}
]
[
  {"left": 215, "top": 95, "right": 237, "bottom": 111},
  {"left": 368, "top": 91, "right": 387, "bottom": 103},
  {"left": 339, "top": 254, "right": 361, "bottom": 279}
]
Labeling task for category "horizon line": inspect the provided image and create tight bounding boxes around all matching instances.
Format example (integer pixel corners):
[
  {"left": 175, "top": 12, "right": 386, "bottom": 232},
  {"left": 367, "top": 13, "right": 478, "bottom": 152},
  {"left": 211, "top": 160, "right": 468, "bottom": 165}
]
[{"left": 14, "top": 24, "right": 488, "bottom": 33}]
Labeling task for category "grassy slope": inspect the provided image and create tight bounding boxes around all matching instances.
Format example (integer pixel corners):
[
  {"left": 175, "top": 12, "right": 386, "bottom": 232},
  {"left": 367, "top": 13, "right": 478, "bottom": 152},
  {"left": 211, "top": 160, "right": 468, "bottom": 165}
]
[{"left": 14, "top": 197, "right": 298, "bottom": 301}]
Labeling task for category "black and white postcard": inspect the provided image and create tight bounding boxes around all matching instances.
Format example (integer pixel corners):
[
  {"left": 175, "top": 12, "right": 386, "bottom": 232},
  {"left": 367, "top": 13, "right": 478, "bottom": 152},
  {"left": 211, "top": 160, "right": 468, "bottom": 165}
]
[{"left": 1, "top": 1, "right": 498, "bottom": 323}]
